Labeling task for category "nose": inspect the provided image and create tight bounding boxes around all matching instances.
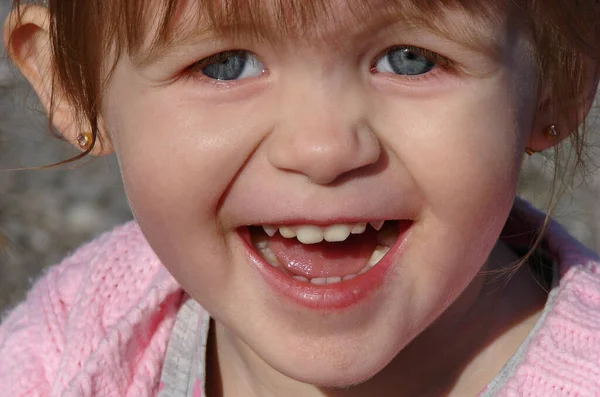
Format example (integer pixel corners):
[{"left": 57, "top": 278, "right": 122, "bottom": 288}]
[{"left": 266, "top": 86, "right": 381, "bottom": 185}]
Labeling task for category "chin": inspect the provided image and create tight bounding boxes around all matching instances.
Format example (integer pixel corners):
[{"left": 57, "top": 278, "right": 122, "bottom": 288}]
[
  {"left": 282, "top": 362, "right": 382, "bottom": 389},
  {"left": 255, "top": 335, "right": 398, "bottom": 389}
]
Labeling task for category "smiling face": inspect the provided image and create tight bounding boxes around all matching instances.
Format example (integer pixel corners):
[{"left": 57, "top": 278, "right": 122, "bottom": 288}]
[{"left": 101, "top": 1, "right": 538, "bottom": 387}]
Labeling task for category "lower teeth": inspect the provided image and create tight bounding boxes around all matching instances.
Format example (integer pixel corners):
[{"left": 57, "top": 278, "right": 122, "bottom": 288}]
[{"left": 252, "top": 231, "right": 391, "bottom": 284}]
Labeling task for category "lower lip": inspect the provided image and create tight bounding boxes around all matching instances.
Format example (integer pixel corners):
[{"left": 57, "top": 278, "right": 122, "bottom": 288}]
[{"left": 238, "top": 222, "right": 412, "bottom": 311}]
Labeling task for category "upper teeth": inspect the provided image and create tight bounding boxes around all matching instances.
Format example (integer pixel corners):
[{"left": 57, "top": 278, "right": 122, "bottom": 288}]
[{"left": 261, "top": 222, "right": 385, "bottom": 244}]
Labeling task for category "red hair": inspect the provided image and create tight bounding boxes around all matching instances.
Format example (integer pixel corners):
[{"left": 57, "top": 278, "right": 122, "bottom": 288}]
[{"left": 8, "top": 0, "right": 600, "bottom": 163}]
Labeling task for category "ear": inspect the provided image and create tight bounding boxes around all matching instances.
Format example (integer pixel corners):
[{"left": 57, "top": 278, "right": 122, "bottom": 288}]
[
  {"left": 529, "top": 60, "right": 599, "bottom": 152},
  {"left": 3, "top": 5, "right": 113, "bottom": 156}
]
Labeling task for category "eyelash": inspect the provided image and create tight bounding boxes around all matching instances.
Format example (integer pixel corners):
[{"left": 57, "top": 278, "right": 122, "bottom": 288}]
[
  {"left": 189, "top": 50, "right": 241, "bottom": 70},
  {"left": 184, "top": 50, "right": 249, "bottom": 86},
  {"left": 370, "top": 45, "right": 455, "bottom": 83},
  {"left": 184, "top": 45, "right": 456, "bottom": 85}
]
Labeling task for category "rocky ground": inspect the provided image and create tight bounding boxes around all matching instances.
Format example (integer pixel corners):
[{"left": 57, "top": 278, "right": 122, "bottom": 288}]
[{"left": 1, "top": 1, "right": 599, "bottom": 315}]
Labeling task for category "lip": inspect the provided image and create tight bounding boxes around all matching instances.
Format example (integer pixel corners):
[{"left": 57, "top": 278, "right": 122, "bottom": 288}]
[{"left": 238, "top": 221, "right": 412, "bottom": 310}]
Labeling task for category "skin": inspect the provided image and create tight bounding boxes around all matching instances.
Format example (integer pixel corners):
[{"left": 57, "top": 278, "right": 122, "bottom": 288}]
[{"left": 4, "top": 2, "right": 598, "bottom": 396}]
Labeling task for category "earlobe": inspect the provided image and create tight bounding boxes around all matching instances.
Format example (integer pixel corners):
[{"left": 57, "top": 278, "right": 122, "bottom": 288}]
[
  {"left": 3, "top": 5, "right": 113, "bottom": 156},
  {"left": 527, "top": 97, "right": 572, "bottom": 154},
  {"left": 527, "top": 60, "right": 600, "bottom": 155},
  {"left": 525, "top": 124, "right": 561, "bottom": 156}
]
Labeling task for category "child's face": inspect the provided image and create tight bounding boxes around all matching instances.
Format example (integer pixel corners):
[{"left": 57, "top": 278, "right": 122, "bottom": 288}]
[{"left": 102, "top": 3, "right": 537, "bottom": 386}]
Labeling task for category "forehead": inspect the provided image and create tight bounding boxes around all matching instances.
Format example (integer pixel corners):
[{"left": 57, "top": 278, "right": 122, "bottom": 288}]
[{"left": 128, "top": 0, "right": 520, "bottom": 63}]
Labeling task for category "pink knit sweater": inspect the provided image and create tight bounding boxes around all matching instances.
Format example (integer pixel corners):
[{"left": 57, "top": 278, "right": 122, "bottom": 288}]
[{"left": 1, "top": 199, "right": 600, "bottom": 396}]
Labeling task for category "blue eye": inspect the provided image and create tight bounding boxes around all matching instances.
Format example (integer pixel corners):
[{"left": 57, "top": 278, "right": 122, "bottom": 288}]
[
  {"left": 196, "top": 50, "right": 264, "bottom": 81},
  {"left": 375, "top": 46, "right": 436, "bottom": 76}
]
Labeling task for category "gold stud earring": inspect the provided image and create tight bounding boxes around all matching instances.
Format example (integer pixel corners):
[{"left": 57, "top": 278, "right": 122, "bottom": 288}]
[
  {"left": 543, "top": 124, "right": 560, "bottom": 142},
  {"left": 525, "top": 124, "right": 559, "bottom": 155},
  {"left": 76, "top": 131, "right": 93, "bottom": 150}
]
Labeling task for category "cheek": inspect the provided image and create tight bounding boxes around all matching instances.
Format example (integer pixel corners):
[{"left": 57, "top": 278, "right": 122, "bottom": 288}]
[
  {"left": 101, "top": 76, "right": 275, "bottom": 282},
  {"left": 371, "top": 76, "right": 535, "bottom": 297},
  {"left": 375, "top": 76, "right": 532, "bottom": 224},
  {"left": 103, "top": 85, "right": 267, "bottom": 226}
]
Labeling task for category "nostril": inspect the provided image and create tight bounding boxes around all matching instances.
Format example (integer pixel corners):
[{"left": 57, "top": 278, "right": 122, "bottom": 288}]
[{"left": 266, "top": 119, "right": 382, "bottom": 185}]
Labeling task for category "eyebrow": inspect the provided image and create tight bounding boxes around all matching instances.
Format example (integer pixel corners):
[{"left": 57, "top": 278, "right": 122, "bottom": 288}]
[{"left": 132, "top": 2, "right": 505, "bottom": 68}]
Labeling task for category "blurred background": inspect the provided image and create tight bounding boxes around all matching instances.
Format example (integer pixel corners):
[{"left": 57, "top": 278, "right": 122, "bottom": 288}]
[{"left": 0, "top": 0, "right": 599, "bottom": 315}]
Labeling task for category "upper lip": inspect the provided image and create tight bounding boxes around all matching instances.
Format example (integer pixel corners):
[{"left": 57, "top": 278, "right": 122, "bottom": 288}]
[
  {"left": 245, "top": 219, "right": 393, "bottom": 227},
  {"left": 231, "top": 211, "right": 416, "bottom": 229},
  {"left": 224, "top": 195, "right": 419, "bottom": 229}
]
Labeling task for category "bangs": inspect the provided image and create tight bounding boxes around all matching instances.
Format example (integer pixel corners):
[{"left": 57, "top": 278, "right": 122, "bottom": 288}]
[{"left": 108, "top": 0, "right": 521, "bottom": 65}]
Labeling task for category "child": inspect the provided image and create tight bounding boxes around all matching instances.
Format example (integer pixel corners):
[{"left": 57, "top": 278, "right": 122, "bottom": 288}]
[{"left": 1, "top": 0, "right": 599, "bottom": 395}]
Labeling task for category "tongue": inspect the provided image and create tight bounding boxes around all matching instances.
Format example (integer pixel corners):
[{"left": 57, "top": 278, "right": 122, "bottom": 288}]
[{"left": 268, "top": 228, "right": 378, "bottom": 279}]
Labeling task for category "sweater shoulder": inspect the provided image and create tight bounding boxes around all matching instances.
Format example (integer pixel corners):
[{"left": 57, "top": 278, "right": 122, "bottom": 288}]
[
  {"left": 500, "top": 259, "right": 600, "bottom": 395},
  {"left": 2, "top": 222, "right": 162, "bottom": 316},
  {"left": 0, "top": 221, "right": 183, "bottom": 396}
]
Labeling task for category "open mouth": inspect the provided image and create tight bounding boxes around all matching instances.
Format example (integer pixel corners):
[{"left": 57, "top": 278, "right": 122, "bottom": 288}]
[{"left": 249, "top": 220, "right": 405, "bottom": 285}]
